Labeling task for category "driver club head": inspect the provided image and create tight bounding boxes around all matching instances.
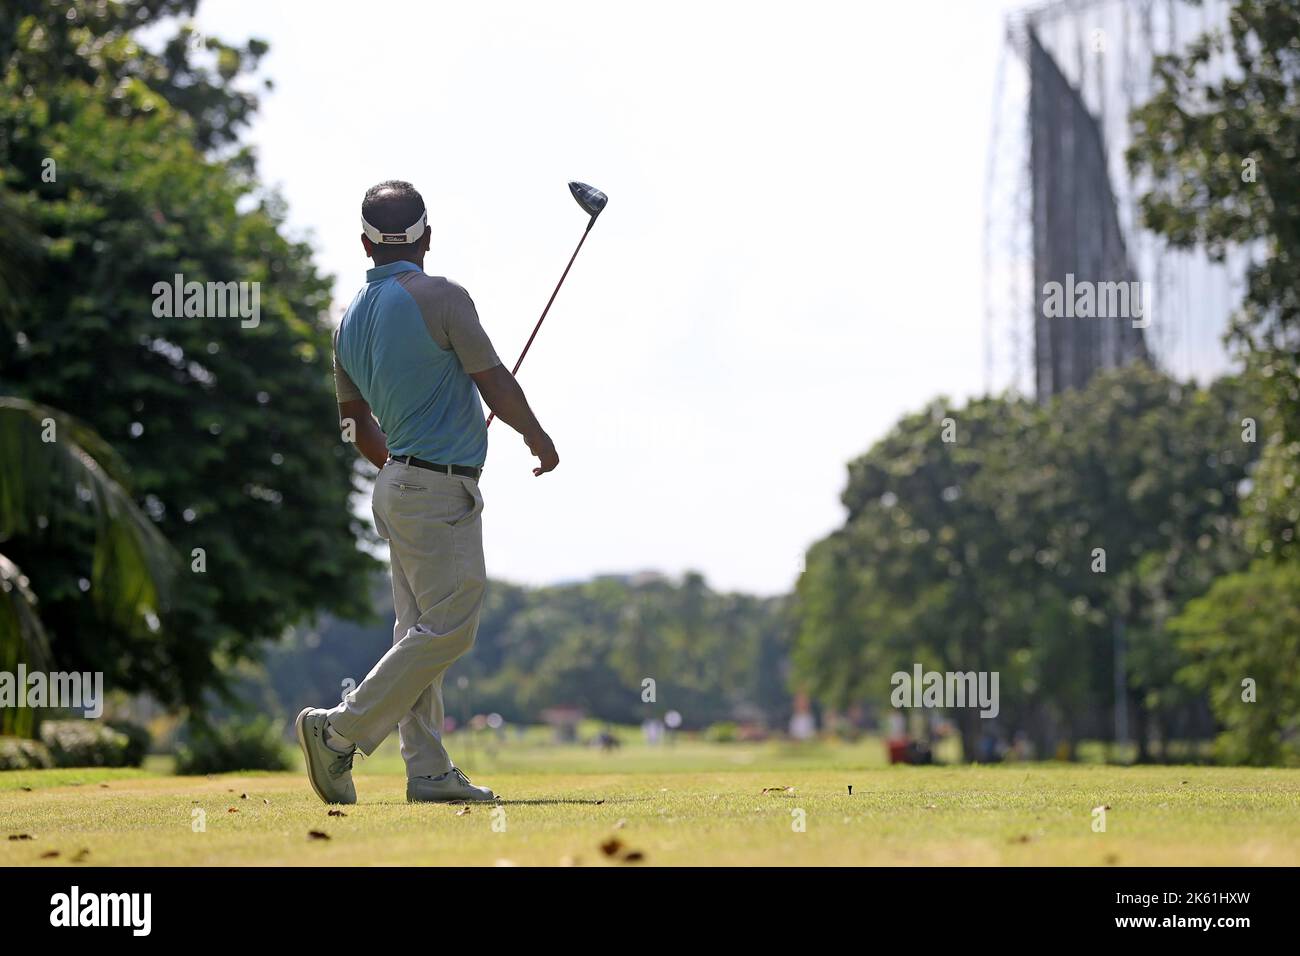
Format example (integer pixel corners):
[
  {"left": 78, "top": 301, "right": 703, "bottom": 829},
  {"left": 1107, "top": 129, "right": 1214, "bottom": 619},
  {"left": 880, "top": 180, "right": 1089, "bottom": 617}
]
[{"left": 568, "top": 181, "right": 608, "bottom": 221}]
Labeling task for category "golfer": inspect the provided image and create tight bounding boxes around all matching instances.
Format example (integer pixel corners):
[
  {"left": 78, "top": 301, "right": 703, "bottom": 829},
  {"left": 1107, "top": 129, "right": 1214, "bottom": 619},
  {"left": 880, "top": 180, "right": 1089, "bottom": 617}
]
[{"left": 296, "top": 180, "right": 558, "bottom": 804}]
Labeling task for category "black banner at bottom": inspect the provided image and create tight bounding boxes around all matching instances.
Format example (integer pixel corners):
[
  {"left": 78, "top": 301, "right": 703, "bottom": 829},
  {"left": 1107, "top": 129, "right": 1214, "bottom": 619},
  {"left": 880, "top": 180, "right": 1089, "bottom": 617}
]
[{"left": 0, "top": 865, "right": 1283, "bottom": 941}]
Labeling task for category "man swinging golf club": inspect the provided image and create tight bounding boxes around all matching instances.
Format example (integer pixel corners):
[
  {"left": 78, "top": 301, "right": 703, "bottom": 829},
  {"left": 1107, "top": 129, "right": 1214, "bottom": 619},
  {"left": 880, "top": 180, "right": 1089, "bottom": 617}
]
[{"left": 296, "top": 180, "right": 559, "bottom": 804}]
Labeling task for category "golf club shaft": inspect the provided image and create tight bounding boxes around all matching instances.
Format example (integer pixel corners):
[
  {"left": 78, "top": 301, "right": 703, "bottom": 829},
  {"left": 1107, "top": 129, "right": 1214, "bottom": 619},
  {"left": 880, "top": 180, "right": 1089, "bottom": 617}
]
[{"left": 486, "top": 217, "right": 595, "bottom": 428}]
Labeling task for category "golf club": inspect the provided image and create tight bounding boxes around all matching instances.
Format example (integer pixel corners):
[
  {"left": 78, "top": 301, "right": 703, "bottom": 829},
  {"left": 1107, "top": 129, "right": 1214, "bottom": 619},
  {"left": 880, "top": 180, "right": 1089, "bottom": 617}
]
[{"left": 485, "top": 180, "right": 608, "bottom": 428}]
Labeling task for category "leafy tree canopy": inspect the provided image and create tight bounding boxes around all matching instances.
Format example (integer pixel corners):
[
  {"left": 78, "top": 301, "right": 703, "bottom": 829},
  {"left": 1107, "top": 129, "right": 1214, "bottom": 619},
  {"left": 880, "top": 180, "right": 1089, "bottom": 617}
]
[{"left": 0, "top": 0, "right": 378, "bottom": 712}]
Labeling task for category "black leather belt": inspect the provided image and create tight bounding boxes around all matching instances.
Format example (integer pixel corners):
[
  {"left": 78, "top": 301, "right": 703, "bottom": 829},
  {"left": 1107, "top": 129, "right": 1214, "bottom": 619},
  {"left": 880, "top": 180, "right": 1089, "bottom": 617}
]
[{"left": 388, "top": 455, "right": 481, "bottom": 481}]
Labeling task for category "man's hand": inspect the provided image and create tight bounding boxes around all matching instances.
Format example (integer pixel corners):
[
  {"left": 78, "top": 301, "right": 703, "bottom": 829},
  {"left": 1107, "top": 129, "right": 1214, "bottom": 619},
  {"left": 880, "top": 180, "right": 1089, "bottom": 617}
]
[
  {"left": 471, "top": 364, "right": 559, "bottom": 477},
  {"left": 526, "top": 428, "right": 559, "bottom": 476},
  {"left": 338, "top": 398, "right": 389, "bottom": 469}
]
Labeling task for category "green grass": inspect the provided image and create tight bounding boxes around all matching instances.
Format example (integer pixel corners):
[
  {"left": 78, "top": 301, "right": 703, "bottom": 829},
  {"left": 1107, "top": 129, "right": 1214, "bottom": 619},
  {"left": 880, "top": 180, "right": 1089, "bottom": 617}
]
[{"left": 2, "top": 736, "right": 1298, "bottom": 866}]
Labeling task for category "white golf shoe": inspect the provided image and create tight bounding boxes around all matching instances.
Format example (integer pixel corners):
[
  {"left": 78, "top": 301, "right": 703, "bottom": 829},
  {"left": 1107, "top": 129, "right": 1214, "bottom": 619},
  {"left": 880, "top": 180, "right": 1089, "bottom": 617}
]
[
  {"left": 295, "top": 707, "right": 357, "bottom": 805},
  {"left": 407, "top": 767, "right": 497, "bottom": 803}
]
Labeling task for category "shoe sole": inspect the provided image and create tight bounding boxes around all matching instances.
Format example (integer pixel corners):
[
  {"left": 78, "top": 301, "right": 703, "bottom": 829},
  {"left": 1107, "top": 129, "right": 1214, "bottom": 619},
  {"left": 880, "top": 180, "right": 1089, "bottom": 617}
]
[
  {"left": 406, "top": 784, "right": 498, "bottom": 804},
  {"left": 295, "top": 707, "right": 331, "bottom": 805},
  {"left": 406, "top": 794, "right": 498, "bottom": 804}
]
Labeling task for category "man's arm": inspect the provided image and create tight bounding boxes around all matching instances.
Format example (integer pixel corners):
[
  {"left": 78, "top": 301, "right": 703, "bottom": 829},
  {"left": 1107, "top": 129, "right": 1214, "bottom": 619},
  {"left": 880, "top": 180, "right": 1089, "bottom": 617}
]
[
  {"left": 470, "top": 364, "right": 559, "bottom": 476},
  {"left": 339, "top": 398, "right": 389, "bottom": 469},
  {"left": 333, "top": 327, "right": 388, "bottom": 467}
]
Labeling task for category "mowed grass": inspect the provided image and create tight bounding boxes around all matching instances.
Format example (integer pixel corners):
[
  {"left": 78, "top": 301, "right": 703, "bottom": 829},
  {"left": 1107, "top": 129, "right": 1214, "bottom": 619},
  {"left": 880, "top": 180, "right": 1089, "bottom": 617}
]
[{"left": 2, "top": 737, "right": 1298, "bottom": 866}]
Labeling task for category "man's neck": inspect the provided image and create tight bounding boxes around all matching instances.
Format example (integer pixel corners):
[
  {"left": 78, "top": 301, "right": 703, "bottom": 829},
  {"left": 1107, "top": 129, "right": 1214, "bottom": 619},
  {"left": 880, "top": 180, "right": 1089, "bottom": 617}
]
[{"left": 370, "top": 254, "right": 424, "bottom": 270}]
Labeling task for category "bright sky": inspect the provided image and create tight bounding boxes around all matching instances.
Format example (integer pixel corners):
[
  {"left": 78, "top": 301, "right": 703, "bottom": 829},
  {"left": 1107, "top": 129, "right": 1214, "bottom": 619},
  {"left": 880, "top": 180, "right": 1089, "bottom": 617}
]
[{"left": 186, "top": 0, "right": 1024, "bottom": 595}]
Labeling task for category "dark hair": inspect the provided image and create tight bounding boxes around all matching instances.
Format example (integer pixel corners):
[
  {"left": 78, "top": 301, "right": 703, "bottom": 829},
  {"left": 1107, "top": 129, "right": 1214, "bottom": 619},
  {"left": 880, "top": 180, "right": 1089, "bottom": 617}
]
[{"left": 362, "top": 180, "right": 427, "bottom": 261}]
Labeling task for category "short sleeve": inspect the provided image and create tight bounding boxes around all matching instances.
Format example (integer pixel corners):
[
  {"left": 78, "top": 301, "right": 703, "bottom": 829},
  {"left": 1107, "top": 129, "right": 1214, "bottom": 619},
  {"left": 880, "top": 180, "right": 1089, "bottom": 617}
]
[
  {"left": 443, "top": 284, "right": 501, "bottom": 374},
  {"left": 333, "top": 326, "right": 363, "bottom": 403}
]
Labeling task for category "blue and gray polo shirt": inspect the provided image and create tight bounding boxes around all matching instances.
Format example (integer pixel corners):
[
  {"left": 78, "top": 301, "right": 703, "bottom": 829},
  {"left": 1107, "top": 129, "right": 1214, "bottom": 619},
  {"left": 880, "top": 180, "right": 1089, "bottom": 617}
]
[{"left": 333, "top": 261, "right": 501, "bottom": 468}]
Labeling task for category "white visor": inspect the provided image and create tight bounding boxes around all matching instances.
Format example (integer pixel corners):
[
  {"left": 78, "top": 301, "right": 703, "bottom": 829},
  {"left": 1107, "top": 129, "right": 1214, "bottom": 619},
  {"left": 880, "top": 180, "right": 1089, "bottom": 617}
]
[{"left": 361, "top": 208, "right": 428, "bottom": 244}]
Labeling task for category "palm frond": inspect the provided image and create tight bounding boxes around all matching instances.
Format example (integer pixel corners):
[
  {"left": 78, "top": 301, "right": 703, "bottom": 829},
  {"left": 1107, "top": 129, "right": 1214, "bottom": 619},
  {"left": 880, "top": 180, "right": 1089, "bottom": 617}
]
[
  {"left": 0, "top": 554, "right": 51, "bottom": 737},
  {"left": 0, "top": 553, "right": 51, "bottom": 671},
  {"left": 0, "top": 397, "right": 176, "bottom": 638}
]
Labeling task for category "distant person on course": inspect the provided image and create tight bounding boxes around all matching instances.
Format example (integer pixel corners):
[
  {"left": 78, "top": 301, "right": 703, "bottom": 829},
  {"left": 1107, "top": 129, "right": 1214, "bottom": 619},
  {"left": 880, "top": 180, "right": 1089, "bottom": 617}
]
[{"left": 296, "top": 180, "right": 558, "bottom": 804}]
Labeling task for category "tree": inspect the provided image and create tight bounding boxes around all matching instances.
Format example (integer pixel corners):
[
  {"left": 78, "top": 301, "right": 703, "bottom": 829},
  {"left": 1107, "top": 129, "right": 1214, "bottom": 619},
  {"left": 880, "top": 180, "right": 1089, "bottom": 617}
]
[
  {"left": 793, "top": 366, "right": 1254, "bottom": 761},
  {"left": 1031, "top": 371, "right": 1253, "bottom": 759},
  {"left": 795, "top": 394, "right": 1048, "bottom": 760},
  {"left": 1172, "top": 560, "right": 1300, "bottom": 765},
  {"left": 1127, "top": 0, "right": 1300, "bottom": 562},
  {"left": 0, "top": 1, "right": 377, "bottom": 713},
  {"left": 1126, "top": 0, "right": 1300, "bottom": 764}
]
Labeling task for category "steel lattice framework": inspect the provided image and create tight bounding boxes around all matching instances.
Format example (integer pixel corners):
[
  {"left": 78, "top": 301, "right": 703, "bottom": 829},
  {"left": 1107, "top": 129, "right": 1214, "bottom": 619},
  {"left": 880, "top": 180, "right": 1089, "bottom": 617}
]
[{"left": 984, "top": 0, "right": 1245, "bottom": 399}]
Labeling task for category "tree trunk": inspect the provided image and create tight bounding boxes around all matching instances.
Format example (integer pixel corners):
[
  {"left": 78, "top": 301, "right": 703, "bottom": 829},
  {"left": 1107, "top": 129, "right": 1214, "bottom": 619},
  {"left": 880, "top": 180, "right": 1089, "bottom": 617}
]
[
  {"left": 956, "top": 709, "right": 982, "bottom": 763},
  {"left": 1132, "top": 691, "right": 1151, "bottom": 763}
]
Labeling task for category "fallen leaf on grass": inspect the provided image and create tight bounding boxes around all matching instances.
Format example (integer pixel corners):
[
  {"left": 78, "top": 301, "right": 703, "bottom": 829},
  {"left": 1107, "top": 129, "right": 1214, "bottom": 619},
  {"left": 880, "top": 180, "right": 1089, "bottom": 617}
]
[
  {"left": 327, "top": 809, "right": 347, "bottom": 817},
  {"left": 599, "top": 836, "right": 646, "bottom": 864},
  {"left": 227, "top": 807, "right": 239, "bottom": 814},
  {"left": 40, "top": 851, "right": 59, "bottom": 859},
  {"left": 308, "top": 831, "right": 330, "bottom": 841},
  {"left": 8, "top": 834, "right": 33, "bottom": 841},
  {"left": 99, "top": 784, "right": 110, "bottom": 789}
]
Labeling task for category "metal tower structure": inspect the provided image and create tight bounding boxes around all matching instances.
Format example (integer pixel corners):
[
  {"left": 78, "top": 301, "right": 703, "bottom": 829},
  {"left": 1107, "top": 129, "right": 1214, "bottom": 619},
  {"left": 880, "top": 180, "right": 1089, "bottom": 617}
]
[{"left": 984, "top": 0, "right": 1244, "bottom": 399}]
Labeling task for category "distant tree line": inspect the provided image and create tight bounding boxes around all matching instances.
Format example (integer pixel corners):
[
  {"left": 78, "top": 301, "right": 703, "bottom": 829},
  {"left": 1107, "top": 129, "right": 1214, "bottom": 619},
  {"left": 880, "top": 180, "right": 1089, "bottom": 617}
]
[{"left": 262, "top": 572, "right": 793, "bottom": 732}]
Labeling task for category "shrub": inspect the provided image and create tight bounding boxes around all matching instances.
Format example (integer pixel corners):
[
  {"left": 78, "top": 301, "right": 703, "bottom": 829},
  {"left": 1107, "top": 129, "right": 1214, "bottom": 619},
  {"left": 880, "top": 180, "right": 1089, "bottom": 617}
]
[
  {"left": 1174, "top": 560, "right": 1300, "bottom": 766},
  {"left": 175, "top": 717, "right": 292, "bottom": 775},
  {"left": 704, "top": 721, "right": 738, "bottom": 743},
  {"left": 39, "top": 721, "right": 132, "bottom": 767},
  {"left": 106, "top": 720, "right": 151, "bottom": 767},
  {"left": 0, "top": 737, "right": 54, "bottom": 770}
]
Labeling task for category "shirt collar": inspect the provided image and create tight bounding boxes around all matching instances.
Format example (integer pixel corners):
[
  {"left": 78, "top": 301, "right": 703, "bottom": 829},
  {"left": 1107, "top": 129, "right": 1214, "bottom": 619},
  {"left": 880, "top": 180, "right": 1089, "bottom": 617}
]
[{"left": 366, "top": 260, "right": 423, "bottom": 283}]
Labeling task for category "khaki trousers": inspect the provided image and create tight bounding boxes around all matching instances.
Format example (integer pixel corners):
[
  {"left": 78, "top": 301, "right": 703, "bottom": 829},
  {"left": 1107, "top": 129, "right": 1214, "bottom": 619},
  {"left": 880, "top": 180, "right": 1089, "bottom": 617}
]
[{"left": 328, "top": 461, "right": 486, "bottom": 778}]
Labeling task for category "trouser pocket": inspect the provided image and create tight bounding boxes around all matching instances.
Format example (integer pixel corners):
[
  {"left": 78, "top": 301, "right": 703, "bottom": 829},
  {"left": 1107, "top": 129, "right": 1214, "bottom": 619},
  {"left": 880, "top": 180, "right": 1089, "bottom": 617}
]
[
  {"left": 381, "top": 469, "right": 479, "bottom": 527},
  {"left": 454, "top": 478, "right": 484, "bottom": 527}
]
